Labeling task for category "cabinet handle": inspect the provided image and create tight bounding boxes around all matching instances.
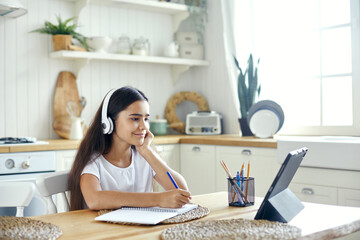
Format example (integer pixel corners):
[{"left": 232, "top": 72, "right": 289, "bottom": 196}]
[
  {"left": 192, "top": 146, "right": 201, "bottom": 152},
  {"left": 301, "top": 188, "right": 314, "bottom": 195},
  {"left": 241, "top": 149, "right": 252, "bottom": 155}
]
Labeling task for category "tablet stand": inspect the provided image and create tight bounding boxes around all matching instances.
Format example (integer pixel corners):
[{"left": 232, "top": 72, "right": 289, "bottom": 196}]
[{"left": 259, "top": 188, "right": 304, "bottom": 223}]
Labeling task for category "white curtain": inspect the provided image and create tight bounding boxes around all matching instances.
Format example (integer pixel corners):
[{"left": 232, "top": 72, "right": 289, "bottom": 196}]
[{"left": 219, "top": 0, "right": 241, "bottom": 119}]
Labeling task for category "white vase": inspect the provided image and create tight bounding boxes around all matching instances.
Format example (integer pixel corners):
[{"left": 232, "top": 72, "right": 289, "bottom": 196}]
[{"left": 70, "top": 117, "right": 84, "bottom": 140}]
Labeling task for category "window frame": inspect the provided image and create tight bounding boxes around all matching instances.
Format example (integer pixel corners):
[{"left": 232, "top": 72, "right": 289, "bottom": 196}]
[{"left": 236, "top": 0, "right": 360, "bottom": 136}]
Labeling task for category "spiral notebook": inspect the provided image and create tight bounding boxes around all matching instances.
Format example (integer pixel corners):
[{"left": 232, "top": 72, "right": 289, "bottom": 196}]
[{"left": 95, "top": 203, "right": 198, "bottom": 225}]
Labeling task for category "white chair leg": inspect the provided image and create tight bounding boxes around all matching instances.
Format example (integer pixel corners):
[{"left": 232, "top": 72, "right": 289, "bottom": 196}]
[
  {"left": 16, "top": 207, "right": 24, "bottom": 217},
  {"left": 45, "top": 196, "right": 57, "bottom": 214}
]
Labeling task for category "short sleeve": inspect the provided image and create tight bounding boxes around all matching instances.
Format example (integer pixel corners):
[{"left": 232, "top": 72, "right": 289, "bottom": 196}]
[{"left": 82, "top": 160, "right": 100, "bottom": 181}]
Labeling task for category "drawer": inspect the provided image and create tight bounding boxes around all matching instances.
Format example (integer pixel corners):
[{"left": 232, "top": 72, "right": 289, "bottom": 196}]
[
  {"left": 216, "top": 146, "right": 276, "bottom": 158},
  {"left": 181, "top": 144, "right": 215, "bottom": 155},
  {"left": 338, "top": 188, "right": 360, "bottom": 207},
  {"left": 176, "top": 32, "right": 199, "bottom": 44},
  {"left": 289, "top": 182, "right": 338, "bottom": 205}
]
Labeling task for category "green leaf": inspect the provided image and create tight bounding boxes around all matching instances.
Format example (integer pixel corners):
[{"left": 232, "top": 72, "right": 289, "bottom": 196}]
[
  {"left": 234, "top": 53, "right": 261, "bottom": 117},
  {"left": 234, "top": 56, "right": 241, "bottom": 71}
]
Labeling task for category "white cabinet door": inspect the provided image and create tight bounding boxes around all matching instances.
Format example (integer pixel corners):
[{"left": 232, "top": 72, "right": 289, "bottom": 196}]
[
  {"left": 55, "top": 149, "right": 77, "bottom": 213},
  {"left": 215, "top": 146, "right": 278, "bottom": 197},
  {"left": 56, "top": 150, "right": 78, "bottom": 171},
  {"left": 289, "top": 182, "right": 338, "bottom": 205},
  {"left": 289, "top": 165, "right": 360, "bottom": 206},
  {"left": 338, "top": 188, "right": 360, "bottom": 207},
  {"left": 180, "top": 144, "right": 216, "bottom": 195},
  {"left": 154, "top": 144, "right": 180, "bottom": 173},
  {"left": 153, "top": 144, "right": 180, "bottom": 192}
]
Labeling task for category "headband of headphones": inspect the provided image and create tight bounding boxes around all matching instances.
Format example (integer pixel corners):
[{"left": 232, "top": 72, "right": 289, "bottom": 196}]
[{"left": 101, "top": 88, "right": 117, "bottom": 134}]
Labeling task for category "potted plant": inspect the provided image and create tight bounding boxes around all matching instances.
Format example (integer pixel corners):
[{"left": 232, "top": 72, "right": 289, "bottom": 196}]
[
  {"left": 184, "top": 0, "right": 207, "bottom": 44},
  {"left": 31, "top": 16, "right": 87, "bottom": 51},
  {"left": 234, "top": 54, "right": 261, "bottom": 136}
]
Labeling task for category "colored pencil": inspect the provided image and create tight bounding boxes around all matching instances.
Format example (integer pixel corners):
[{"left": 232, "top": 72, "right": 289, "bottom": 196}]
[
  {"left": 220, "top": 161, "right": 246, "bottom": 202},
  {"left": 245, "top": 161, "right": 250, "bottom": 202}
]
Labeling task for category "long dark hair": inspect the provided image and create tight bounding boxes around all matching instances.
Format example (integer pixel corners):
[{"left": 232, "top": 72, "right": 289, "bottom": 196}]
[{"left": 68, "top": 86, "right": 148, "bottom": 210}]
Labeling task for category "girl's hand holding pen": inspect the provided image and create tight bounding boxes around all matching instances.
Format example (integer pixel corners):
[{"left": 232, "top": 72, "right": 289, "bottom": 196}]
[{"left": 158, "top": 189, "right": 191, "bottom": 208}]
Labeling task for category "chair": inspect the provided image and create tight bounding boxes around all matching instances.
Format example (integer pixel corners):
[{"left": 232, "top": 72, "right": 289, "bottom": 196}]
[
  {"left": 0, "top": 182, "right": 36, "bottom": 217},
  {"left": 36, "top": 170, "right": 69, "bottom": 214}
]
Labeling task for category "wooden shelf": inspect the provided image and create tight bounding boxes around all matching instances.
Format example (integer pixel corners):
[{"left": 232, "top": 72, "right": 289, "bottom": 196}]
[
  {"left": 50, "top": 50, "right": 209, "bottom": 83},
  {"left": 64, "top": 0, "right": 188, "bottom": 13},
  {"left": 108, "top": 0, "right": 188, "bottom": 14},
  {"left": 64, "top": 0, "right": 190, "bottom": 32},
  {"left": 55, "top": 0, "right": 205, "bottom": 83}
]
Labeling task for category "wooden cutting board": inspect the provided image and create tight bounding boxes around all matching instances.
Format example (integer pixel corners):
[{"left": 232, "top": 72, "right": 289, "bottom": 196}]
[{"left": 53, "top": 71, "right": 81, "bottom": 139}]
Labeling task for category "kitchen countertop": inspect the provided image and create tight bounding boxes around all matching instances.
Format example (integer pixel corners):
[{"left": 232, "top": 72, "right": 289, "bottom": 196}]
[{"left": 0, "top": 135, "right": 277, "bottom": 153}]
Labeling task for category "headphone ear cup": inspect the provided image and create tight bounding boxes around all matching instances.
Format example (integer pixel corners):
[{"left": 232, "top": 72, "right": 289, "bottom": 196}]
[
  {"left": 107, "top": 117, "right": 114, "bottom": 134},
  {"left": 102, "top": 118, "right": 110, "bottom": 134}
]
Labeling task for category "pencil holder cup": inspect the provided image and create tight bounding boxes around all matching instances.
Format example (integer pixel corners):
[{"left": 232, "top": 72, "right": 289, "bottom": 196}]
[{"left": 227, "top": 177, "right": 255, "bottom": 207}]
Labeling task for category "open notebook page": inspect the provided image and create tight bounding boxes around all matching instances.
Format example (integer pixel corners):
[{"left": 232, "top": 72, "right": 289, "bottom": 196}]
[{"left": 95, "top": 203, "right": 198, "bottom": 225}]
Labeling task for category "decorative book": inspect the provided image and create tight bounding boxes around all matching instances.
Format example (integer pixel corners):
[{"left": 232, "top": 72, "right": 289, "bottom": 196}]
[{"left": 95, "top": 203, "right": 198, "bottom": 225}]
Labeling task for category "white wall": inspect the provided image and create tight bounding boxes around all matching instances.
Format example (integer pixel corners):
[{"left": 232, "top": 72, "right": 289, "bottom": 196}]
[{"left": 0, "top": 0, "right": 240, "bottom": 139}]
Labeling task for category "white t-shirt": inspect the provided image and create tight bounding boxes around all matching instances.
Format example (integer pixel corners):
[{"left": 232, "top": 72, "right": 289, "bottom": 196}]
[{"left": 81, "top": 148, "right": 155, "bottom": 193}]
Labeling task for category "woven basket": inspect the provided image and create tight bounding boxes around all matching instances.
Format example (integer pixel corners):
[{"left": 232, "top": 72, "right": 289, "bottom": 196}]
[
  {"left": 0, "top": 216, "right": 62, "bottom": 240},
  {"left": 161, "top": 218, "right": 302, "bottom": 240}
]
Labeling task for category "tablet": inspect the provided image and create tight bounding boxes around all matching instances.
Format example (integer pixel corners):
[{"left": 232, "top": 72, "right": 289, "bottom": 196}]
[{"left": 254, "top": 147, "right": 308, "bottom": 223}]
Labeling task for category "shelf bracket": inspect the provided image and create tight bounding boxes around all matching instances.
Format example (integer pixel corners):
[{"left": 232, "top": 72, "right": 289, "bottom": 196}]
[
  {"left": 74, "top": 0, "right": 89, "bottom": 22},
  {"left": 74, "top": 59, "right": 91, "bottom": 80},
  {"left": 173, "top": 11, "right": 189, "bottom": 33},
  {"left": 172, "top": 65, "right": 190, "bottom": 84}
]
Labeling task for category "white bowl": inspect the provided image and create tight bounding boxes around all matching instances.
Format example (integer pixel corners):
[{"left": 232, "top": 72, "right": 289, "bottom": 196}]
[
  {"left": 87, "top": 36, "right": 113, "bottom": 53},
  {"left": 249, "top": 109, "right": 280, "bottom": 138}
]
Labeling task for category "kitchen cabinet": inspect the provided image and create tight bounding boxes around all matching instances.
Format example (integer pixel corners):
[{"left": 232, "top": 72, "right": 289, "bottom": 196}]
[
  {"left": 338, "top": 188, "right": 360, "bottom": 207},
  {"left": 56, "top": 150, "right": 77, "bottom": 171},
  {"left": 180, "top": 144, "right": 216, "bottom": 195},
  {"left": 289, "top": 182, "right": 338, "bottom": 205},
  {"left": 289, "top": 166, "right": 360, "bottom": 207},
  {"left": 55, "top": 149, "right": 77, "bottom": 213},
  {"left": 180, "top": 144, "right": 278, "bottom": 196},
  {"left": 152, "top": 144, "right": 180, "bottom": 192},
  {"left": 215, "top": 146, "right": 278, "bottom": 197},
  {"left": 56, "top": 0, "right": 209, "bottom": 83}
]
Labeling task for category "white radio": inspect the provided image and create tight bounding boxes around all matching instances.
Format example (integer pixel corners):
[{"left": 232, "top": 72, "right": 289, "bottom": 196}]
[{"left": 185, "top": 111, "right": 222, "bottom": 135}]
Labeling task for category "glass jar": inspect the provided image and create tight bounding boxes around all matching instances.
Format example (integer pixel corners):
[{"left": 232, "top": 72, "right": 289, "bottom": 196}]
[
  {"left": 117, "top": 35, "right": 131, "bottom": 54},
  {"left": 132, "top": 37, "right": 150, "bottom": 56}
]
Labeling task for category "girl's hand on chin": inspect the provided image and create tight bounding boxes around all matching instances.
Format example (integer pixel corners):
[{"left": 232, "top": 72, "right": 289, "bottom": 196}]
[{"left": 136, "top": 130, "right": 154, "bottom": 151}]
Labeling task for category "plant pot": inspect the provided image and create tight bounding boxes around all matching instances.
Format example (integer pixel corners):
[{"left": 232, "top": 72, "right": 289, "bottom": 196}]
[
  {"left": 238, "top": 118, "right": 253, "bottom": 136},
  {"left": 52, "top": 35, "right": 72, "bottom": 51}
]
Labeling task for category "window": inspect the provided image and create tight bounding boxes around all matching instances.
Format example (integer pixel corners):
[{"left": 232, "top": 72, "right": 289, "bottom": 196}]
[{"left": 234, "top": 0, "right": 360, "bottom": 135}]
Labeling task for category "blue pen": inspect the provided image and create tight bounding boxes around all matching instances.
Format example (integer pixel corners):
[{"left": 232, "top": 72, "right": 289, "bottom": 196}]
[
  {"left": 167, "top": 171, "right": 179, "bottom": 189},
  {"left": 236, "top": 171, "right": 240, "bottom": 187},
  {"left": 167, "top": 171, "right": 192, "bottom": 200}
]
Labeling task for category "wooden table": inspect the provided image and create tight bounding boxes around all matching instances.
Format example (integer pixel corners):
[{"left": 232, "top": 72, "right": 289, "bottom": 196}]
[{"left": 32, "top": 192, "right": 360, "bottom": 239}]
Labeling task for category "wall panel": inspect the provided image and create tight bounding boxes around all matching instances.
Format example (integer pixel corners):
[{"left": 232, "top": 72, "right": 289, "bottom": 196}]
[{"left": 0, "top": 0, "right": 237, "bottom": 139}]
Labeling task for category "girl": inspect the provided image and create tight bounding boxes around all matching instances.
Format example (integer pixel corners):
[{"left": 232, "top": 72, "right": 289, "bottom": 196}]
[{"left": 68, "top": 86, "right": 191, "bottom": 211}]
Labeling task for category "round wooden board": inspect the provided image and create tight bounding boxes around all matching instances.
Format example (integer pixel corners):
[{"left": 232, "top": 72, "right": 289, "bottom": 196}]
[{"left": 53, "top": 71, "right": 81, "bottom": 139}]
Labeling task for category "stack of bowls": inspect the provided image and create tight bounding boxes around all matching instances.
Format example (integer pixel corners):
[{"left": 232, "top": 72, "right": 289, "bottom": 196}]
[
  {"left": 87, "top": 36, "right": 113, "bottom": 53},
  {"left": 246, "top": 100, "right": 284, "bottom": 138}
]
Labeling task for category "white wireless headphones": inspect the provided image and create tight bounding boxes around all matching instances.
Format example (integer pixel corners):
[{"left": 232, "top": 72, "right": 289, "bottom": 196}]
[{"left": 101, "top": 89, "right": 117, "bottom": 134}]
